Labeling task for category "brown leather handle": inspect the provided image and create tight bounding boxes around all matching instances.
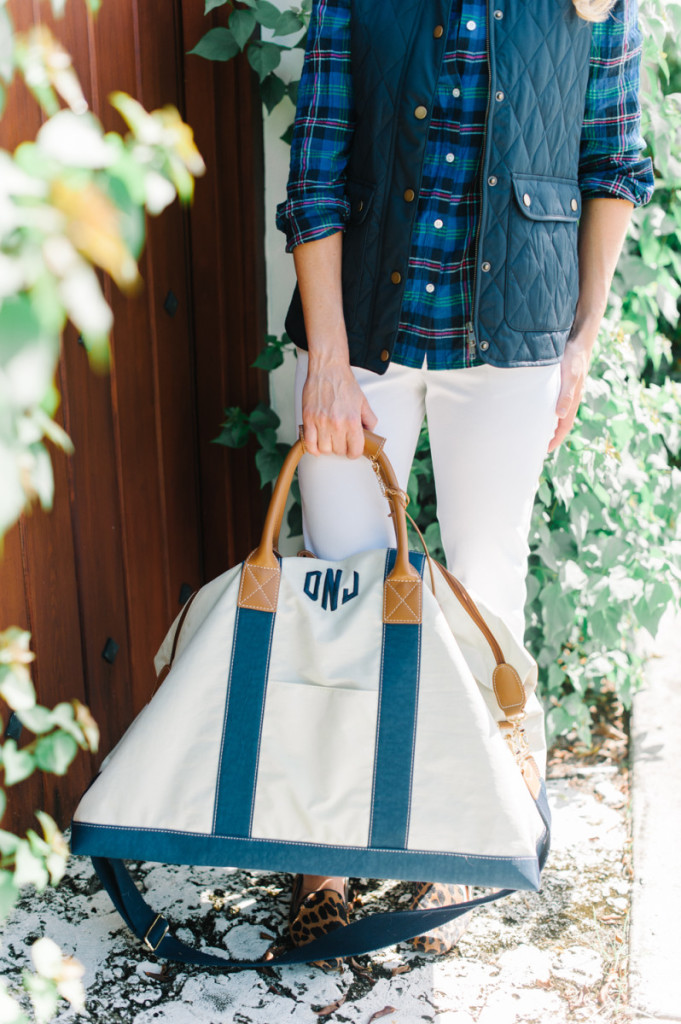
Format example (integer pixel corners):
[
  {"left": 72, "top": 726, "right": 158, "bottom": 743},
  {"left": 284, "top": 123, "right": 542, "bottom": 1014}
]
[{"left": 237, "top": 431, "right": 421, "bottom": 620}]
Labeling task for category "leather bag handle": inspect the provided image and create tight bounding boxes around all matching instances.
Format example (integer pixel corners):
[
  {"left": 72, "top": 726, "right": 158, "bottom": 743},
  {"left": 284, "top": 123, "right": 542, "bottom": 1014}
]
[{"left": 237, "top": 430, "right": 422, "bottom": 623}]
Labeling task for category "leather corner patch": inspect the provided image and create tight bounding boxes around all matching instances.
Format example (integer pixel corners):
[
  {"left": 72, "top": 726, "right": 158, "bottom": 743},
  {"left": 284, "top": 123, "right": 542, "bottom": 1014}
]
[
  {"left": 238, "top": 562, "right": 281, "bottom": 612},
  {"left": 383, "top": 578, "right": 422, "bottom": 624},
  {"left": 493, "top": 662, "right": 525, "bottom": 717}
]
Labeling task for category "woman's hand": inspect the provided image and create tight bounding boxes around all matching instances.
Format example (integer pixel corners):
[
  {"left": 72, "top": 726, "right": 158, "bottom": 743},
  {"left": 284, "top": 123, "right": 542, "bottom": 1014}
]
[
  {"left": 548, "top": 324, "right": 597, "bottom": 453},
  {"left": 302, "top": 359, "right": 378, "bottom": 458}
]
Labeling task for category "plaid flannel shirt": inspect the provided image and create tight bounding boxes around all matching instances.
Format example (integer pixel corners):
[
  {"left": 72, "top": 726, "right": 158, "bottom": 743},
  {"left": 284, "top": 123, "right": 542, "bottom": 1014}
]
[{"left": 277, "top": 0, "right": 654, "bottom": 370}]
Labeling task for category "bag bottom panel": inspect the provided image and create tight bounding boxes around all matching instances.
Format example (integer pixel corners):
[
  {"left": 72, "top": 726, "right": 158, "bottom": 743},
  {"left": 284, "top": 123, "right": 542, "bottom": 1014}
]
[{"left": 71, "top": 821, "right": 543, "bottom": 891}]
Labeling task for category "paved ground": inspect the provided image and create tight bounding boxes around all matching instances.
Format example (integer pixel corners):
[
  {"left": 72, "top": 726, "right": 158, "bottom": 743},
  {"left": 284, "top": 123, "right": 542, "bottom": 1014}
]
[
  {"left": 0, "top": 763, "right": 631, "bottom": 1023},
  {"left": 2, "top": 612, "right": 678, "bottom": 1024}
]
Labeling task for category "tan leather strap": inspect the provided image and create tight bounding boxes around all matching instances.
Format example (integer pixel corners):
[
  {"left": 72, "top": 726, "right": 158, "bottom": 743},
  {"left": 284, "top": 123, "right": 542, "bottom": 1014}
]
[
  {"left": 434, "top": 561, "right": 526, "bottom": 719},
  {"left": 239, "top": 430, "right": 421, "bottom": 623}
]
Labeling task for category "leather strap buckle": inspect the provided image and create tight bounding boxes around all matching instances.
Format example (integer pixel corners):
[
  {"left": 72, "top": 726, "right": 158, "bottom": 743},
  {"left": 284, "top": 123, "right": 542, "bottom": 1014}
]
[{"left": 143, "top": 914, "right": 170, "bottom": 951}]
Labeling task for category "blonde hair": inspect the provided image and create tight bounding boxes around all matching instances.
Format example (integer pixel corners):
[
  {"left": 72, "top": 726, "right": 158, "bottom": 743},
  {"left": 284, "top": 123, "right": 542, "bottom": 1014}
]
[{"left": 572, "top": 0, "right": 617, "bottom": 22}]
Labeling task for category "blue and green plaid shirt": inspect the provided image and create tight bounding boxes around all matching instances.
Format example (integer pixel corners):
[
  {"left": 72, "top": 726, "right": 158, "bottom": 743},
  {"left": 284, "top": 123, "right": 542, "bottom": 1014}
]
[{"left": 277, "top": 0, "right": 654, "bottom": 370}]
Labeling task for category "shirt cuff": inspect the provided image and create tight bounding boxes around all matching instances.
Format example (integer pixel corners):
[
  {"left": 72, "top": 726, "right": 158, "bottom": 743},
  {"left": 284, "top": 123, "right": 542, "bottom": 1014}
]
[
  {"left": 276, "top": 194, "right": 351, "bottom": 252},
  {"left": 579, "top": 155, "right": 655, "bottom": 207}
]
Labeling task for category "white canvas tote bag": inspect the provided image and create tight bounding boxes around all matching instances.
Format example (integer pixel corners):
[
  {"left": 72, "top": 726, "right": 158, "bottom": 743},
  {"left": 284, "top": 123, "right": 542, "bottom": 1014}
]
[{"left": 71, "top": 431, "right": 550, "bottom": 968}]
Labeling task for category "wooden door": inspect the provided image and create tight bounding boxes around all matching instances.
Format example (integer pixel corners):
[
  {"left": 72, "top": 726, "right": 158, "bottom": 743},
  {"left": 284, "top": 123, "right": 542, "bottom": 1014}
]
[{"left": 0, "top": 0, "right": 267, "bottom": 832}]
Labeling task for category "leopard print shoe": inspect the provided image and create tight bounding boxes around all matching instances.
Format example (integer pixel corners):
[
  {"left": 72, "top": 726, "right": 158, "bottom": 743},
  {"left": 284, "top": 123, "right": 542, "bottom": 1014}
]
[
  {"left": 288, "top": 875, "right": 349, "bottom": 971},
  {"left": 409, "top": 882, "right": 473, "bottom": 954}
]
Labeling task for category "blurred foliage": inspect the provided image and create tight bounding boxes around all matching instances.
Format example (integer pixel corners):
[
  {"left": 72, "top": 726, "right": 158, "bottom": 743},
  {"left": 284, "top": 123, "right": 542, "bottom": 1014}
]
[{"left": 0, "top": 0, "right": 204, "bottom": 1018}]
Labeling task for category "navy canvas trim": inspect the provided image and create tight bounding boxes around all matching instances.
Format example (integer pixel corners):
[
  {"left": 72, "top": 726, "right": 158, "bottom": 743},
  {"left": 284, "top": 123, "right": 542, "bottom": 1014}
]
[
  {"left": 72, "top": 819, "right": 542, "bottom": 891},
  {"left": 368, "top": 549, "right": 424, "bottom": 850},
  {"left": 212, "top": 591, "right": 277, "bottom": 838}
]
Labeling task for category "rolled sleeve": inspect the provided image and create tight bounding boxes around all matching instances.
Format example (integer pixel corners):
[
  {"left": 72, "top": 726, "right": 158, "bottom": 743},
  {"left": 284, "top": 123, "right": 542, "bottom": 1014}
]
[
  {"left": 578, "top": 0, "right": 654, "bottom": 207},
  {"left": 276, "top": 0, "right": 355, "bottom": 251}
]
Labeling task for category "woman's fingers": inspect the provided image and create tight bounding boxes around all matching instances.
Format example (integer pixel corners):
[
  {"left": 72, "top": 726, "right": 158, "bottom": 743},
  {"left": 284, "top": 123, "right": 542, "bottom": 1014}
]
[{"left": 302, "top": 363, "right": 375, "bottom": 458}]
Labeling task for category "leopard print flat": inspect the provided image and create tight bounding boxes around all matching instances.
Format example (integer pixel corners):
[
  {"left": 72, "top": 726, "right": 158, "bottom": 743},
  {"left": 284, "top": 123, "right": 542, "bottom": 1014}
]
[
  {"left": 287, "top": 874, "right": 349, "bottom": 970},
  {"left": 409, "top": 882, "right": 473, "bottom": 954}
]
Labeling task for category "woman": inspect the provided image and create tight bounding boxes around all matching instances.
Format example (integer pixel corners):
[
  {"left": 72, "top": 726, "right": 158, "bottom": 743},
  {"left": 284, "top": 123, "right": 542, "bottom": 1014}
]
[{"left": 276, "top": 0, "right": 653, "bottom": 959}]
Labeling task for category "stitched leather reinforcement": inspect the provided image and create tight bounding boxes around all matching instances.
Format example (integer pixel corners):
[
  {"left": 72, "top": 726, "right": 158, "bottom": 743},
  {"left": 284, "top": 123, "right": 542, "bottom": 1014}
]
[
  {"left": 384, "top": 577, "right": 422, "bottom": 624},
  {"left": 492, "top": 662, "right": 526, "bottom": 718},
  {"left": 238, "top": 562, "right": 281, "bottom": 612}
]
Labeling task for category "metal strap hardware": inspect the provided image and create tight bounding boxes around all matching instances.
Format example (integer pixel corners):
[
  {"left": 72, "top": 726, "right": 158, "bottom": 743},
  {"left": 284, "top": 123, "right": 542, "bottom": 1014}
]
[{"left": 143, "top": 914, "right": 170, "bottom": 952}]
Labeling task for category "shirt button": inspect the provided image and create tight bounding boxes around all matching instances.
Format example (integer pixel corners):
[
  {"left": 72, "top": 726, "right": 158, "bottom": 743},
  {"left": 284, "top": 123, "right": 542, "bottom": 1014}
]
[
  {"left": 494, "top": 9, "right": 504, "bottom": 19},
  {"left": 480, "top": 340, "right": 490, "bottom": 351},
  {"left": 380, "top": 350, "right": 390, "bottom": 362},
  {"left": 433, "top": 24, "right": 444, "bottom": 37},
  {"left": 425, "top": 283, "right": 435, "bottom": 293},
  {"left": 571, "top": 198, "right": 579, "bottom": 211},
  {"left": 495, "top": 90, "right": 505, "bottom": 101},
  {"left": 487, "top": 175, "right": 498, "bottom": 186},
  {"left": 481, "top": 261, "right": 491, "bottom": 272},
  {"left": 466, "top": 19, "right": 476, "bottom": 30},
  {"left": 403, "top": 188, "right": 416, "bottom": 202},
  {"left": 391, "top": 271, "right": 402, "bottom": 284},
  {"left": 434, "top": 219, "right": 444, "bottom": 229},
  {"left": 414, "top": 105, "right": 428, "bottom": 119},
  {"left": 523, "top": 193, "right": 532, "bottom": 207},
  {"left": 446, "top": 152, "right": 455, "bottom": 163},
  {"left": 452, "top": 87, "right": 461, "bottom": 98}
]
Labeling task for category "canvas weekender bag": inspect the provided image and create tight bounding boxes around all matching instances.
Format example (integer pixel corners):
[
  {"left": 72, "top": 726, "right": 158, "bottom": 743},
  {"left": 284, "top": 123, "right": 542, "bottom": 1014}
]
[{"left": 71, "top": 431, "right": 551, "bottom": 969}]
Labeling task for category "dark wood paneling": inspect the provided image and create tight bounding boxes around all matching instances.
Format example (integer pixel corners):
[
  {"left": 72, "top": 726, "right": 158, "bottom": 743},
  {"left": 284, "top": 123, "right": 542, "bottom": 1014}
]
[{"left": 0, "top": 0, "right": 267, "bottom": 829}]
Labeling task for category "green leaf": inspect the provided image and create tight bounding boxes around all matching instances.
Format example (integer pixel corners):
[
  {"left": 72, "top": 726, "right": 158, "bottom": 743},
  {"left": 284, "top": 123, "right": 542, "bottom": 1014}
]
[
  {"left": 214, "top": 407, "right": 250, "bottom": 448},
  {"left": 247, "top": 40, "right": 282, "bottom": 82},
  {"left": 1, "top": 740, "right": 36, "bottom": 786},
  {"left": 255, "top": 442, "right": 288, "bottom": 487},
  {"left": 286, "top": 79, "right": 299, "bottom": 106},
  {"left": 13, "top": 840, "right": 49, "bottom": 890},
  {"left": 229, "top": 8, "right": 256, "bottom": 49},
  {"left": 33, "top": 732, "right": 79, "bottom": 776},
  {"left": 252, "top": 0, "right": 282, "bottom": 29},
  {"left": 188, "top": 27, "right": 240, "bottom": 62},
  {"left": 260, "top": 73, "right": 286, "bottom": 114},
  {"left": 205, "top": 0, "right": 230, "bottom": 11},
  {"left": 280, "top": 121, "right": 294, "bottom": 146},
  {"left": 287, "top": 498, "right": 303, "bottom": 538},
  {"left": 274, "top": 10, "right": 305, "bottom": 35},
  {"left": 17, "top": 706, "right": 54, "bottom": 735},
  {"left": 0, "top": 8, "right": 14, "bottom": 83},
  {"left": 23, "top": 972, "right": 59, "bottom": 1024},
  {"left": 248, "top": 402, "right": 280, "bottom": 433},
  {"left": 0, "top": 869, "right": 19, "bottom": 921}
]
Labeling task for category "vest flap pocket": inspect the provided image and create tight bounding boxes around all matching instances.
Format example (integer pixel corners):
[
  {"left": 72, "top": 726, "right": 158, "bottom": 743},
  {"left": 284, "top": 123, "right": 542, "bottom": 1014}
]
[
  {"left": 511, "top": 174, "right": 581, "bottom": 223},
  {"left": 345, "top": 180, "right": 376, "bottom": 224}
]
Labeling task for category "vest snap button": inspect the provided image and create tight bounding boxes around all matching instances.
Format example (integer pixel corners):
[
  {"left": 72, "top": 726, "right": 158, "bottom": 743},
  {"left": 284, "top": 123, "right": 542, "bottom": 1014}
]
[
  {"left": 523, "top": 193, "right": 532, "bottom": 207},
  {"left": 380, "top": 349, "right": 390, "bottom": 362},
  {"left": 487, "top": 175, "right": 498, "bottom": 187},
  {"left": 391, "top": 271, "right": 402, "bottom": 284},
  {"left": 480, "top": 340, "right": 490, "bottom": 352},
  {"left": 403, "top": 188, "right": 416, "bottom": 202},
  {"left": 494, "top": 9, "right": 504, "bottom": 19},
  {"left": 357, "top": 200, "right": 364, "bottom": 212},
  {"left": 481, "top": 261, "right": 491, "bottom": 272},
  {"left": 571, "top": 198, "right": 578, "bottom": 211},
  {"left": 495, "top": 91, "right": 505, "bottom": 102},
  {"left": 414, "top": 105, "right": 428, "bottom": 120},
  {"left": 433, "top": 24, "right": 444, "bottom": 38}
]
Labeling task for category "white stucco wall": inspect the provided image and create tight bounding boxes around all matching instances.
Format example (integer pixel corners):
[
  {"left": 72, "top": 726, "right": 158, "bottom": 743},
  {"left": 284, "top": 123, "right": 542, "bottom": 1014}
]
[{"left": 261, "top": 12, "right": 306, "bottom": 549}]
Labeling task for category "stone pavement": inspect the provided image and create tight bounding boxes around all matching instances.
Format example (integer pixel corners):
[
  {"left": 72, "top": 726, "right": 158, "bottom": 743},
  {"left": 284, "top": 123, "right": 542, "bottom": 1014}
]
[
  {"left": 0, "top": 765, "right": 631, "bottom": 1023},
  {"left": 2, "top": 610, "right": 679, "bottom": 1023}
]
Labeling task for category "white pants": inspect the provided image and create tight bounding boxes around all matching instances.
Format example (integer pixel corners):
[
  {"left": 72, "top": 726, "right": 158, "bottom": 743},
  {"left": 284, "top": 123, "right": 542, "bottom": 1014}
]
[{"left": 294, "top": 352, "right": 562, "bottom": 643}]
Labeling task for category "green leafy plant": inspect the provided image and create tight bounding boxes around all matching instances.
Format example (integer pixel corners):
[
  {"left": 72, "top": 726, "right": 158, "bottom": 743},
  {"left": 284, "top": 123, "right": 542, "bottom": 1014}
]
[
  {"left": 0, "top": 0, "right": 205, "bottom": 1018},
  {"left": 190, "top": 0, "right": 310, "bottom": 115}
]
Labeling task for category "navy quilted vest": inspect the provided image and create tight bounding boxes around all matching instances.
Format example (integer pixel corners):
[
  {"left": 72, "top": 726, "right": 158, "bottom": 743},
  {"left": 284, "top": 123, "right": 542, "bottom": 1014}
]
[{"left": 284, "top": 0, "right": 593, "bottom": 372}]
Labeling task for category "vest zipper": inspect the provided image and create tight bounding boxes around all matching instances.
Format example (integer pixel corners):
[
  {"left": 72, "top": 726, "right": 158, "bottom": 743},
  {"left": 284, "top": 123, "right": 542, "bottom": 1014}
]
[{"left": 469, "top": 0, "right": 493, "bottom": 354}]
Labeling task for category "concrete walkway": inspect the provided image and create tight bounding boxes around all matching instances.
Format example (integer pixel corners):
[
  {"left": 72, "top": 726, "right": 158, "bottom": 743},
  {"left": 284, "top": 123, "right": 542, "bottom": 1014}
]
[{"left": 0, "top": 611, "right": 677, "bottom": 1024}]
